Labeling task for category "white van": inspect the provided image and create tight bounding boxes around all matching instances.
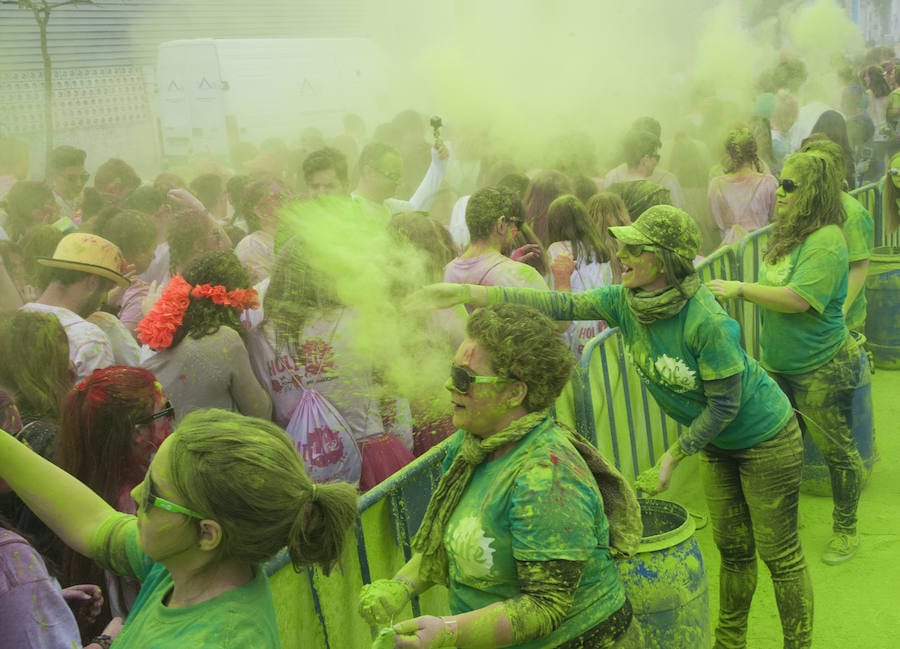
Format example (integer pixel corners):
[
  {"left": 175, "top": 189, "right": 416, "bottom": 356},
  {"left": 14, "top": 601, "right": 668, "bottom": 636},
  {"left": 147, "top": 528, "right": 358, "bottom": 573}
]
[{"left": 156, "top": 38, "right": 385, "bottom": 158}]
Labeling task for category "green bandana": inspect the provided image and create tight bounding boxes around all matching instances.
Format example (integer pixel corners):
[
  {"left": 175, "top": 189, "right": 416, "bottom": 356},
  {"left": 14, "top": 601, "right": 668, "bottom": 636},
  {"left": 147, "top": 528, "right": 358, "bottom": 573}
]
[
  {"left": 412, "top": 410, "right": 643, "bottom": 585},
  {"left": 625, "top": 273, "right": 701, "bottom": 324}
]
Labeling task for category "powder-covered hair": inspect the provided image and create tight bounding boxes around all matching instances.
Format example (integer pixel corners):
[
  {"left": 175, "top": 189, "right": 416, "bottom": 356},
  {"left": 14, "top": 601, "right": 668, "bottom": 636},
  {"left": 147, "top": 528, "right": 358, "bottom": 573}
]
[
  {"left": 0, "top": 311, "right": 70, "bottom": 421},
  {"left": 586, "top": 192, "right": 631, "bottom": 283},
  {"left": 765, "top": 151, "right": 847, "bottom": 264},
  {"left": 546, "top": 194, "right": 608, "bottom": 264},
  {"left": 465, "top": 186, "right": 524, "bottom": 242},
  {"left": 654, "top": 247, "right": 698, "bottom": 298},
  {"left": 883, "top": 153, "right": 900, "bottom": 234},
  {"left": 94, "top": 208, "right": 157, "bottom": 262},
  {"left": 57, "top": 366, "right": 163, "bottom": 601},
  {"left": 168, "top": 409, "right": 358, "bottom": 574},
  {"left": 264, "top": 236, "right": 340, "bottom": 349},
  {"left": 467, "top": 303, "right": 573, "bottom": 412},
  {"left": 387, "top": 212, "right": 457, "bottom": 282},
  {"left": 168, "top": 208, "right": 213, "bottom": 272},
  {"left": 57, "top": 366, "right": 161, "bottom": 505},
  {"left": 723, "top": 127, "right": 763, "bottom": 174},
  {"left": 522, "top": 170, "right": 573, "bottom": 244},
  {"left": 3, "top": 181, "right": 54, "bottom": 242},
  {"left": 172, "top": 251, "right": 250, "bottom": 348}
]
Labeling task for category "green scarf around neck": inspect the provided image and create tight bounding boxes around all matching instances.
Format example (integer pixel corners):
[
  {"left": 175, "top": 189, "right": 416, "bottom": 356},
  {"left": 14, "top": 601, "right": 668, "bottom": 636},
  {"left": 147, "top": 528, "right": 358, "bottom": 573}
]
[
  {"left": 412, "top": 411, "right": 642, "bottom": 586},
  {"left": 625, "top": 273, "right": 701, "bottom": 324}
]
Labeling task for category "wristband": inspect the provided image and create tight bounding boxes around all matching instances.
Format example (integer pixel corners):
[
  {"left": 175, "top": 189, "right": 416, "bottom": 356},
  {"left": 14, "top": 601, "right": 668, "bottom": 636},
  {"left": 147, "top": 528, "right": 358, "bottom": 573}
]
[
  {"left": 737, "top": 282, "right": 745, "bottom": 298},
  {"left": 89, "top": 635, "right": 113, "bottom": 649}
]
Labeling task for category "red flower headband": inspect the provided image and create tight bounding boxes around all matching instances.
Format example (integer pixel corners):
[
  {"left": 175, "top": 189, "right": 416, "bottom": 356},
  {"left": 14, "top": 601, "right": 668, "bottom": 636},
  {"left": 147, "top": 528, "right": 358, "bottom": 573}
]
[{"left": 137, "top": 275, "right": 259, "bottom": 350}]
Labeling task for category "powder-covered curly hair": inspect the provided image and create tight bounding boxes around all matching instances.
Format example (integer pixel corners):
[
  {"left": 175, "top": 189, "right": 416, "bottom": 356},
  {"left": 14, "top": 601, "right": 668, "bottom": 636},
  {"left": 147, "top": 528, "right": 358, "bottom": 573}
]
[
  {"left": 765, "top": 151, "right": 846, "bottom": 264},
  {"left": 171, "top": 250, "right": 251, "bottom": 348},
  {"left": 723, "top": 127, "right": 762, "bottom": 174},
  {"left": 467, "top": 303, "right": 572, "bottom": 412}
]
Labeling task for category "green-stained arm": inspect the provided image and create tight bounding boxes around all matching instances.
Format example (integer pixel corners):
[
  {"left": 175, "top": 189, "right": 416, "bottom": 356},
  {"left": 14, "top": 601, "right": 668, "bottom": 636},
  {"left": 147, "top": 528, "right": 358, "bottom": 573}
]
[
  {"left": 706, "top": 280, "right": 810, "bottom": 314},
  {"left": 844, "top": 259, "right": 869, "bottom": 316},
  {"left": 395, "top": 552, "right": 433, "bottom": 596},
  {"left": 0, "top": 430, "right": 117, "bottom": 558},
  {"left": 484, "top": 286, "right": 610, "bottom": 322},
  {"left": 739, "top": 282, "right": 810, "bottom": 313},
  {"left": 396, "top": 559, "right": 586, "bottom": 648},
  {"left": 411, "top": 283, "right": 608, "bottom": 325}
]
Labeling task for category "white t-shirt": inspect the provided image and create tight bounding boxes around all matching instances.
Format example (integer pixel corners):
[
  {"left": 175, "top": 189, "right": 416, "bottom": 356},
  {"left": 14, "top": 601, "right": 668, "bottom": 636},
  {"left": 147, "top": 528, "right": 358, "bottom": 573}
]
[{"left": 21, "top": 303, "right": 114, "bottom": 380}]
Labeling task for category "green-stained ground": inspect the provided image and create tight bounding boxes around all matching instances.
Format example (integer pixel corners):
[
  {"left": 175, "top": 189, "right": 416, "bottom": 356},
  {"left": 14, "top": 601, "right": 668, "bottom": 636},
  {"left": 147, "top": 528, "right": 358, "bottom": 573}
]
[{"left": 664, "top": 368, "right": 900, "bottom": 648}]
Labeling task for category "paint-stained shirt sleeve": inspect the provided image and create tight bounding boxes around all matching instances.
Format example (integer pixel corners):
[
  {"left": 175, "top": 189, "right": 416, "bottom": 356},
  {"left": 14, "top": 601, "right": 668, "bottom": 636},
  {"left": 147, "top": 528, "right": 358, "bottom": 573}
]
[
  {"left": 842, "top": 195, "right": 874, "bottom": 263},
  {"left": 91, "top": 513, "right": 154, "bottom": 582},
  {"left": 785, "top": 229, "right": 848, "bottom": 314},
  {"left": 487, "top": 285, "right": 621, "bottom": 325}
]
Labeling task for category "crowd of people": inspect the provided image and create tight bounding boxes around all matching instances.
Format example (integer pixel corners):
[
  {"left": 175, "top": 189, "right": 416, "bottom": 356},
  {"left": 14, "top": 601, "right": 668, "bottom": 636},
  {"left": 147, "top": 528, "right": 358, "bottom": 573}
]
[{"left": 0, "top": 44, "right": 893, "bottom": 648}]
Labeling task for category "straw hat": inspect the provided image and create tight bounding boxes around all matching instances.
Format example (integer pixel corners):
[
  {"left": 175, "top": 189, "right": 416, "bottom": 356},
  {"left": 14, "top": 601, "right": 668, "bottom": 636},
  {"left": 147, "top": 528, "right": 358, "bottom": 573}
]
[{"left": 37, "top": 233, "right": 130, "bottom": 287}]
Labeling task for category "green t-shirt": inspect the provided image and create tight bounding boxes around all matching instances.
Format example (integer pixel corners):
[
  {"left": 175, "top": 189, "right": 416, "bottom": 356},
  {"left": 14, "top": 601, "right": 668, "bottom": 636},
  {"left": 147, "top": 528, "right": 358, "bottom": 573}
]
[
  {"left": 442, "top": 418, "right": 626, "bottom": 649},
  {"left": 92, "top": 514, "right": 281, "bottom": 648},
  {"left": 758, "top": 224, "right": 849, "bottom": 374},
  {"left": 841, "top": 193, "right": 874, "bottom": 331},
  {"left": 490, "top": 285, "right": 792, "bottom": 450}
]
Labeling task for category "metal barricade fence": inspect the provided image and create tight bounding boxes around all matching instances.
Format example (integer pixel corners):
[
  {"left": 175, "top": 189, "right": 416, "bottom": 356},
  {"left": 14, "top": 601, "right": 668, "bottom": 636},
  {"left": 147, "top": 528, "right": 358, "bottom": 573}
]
[{"left": 264, "top": 180, "right": 891, "bottom": 649}]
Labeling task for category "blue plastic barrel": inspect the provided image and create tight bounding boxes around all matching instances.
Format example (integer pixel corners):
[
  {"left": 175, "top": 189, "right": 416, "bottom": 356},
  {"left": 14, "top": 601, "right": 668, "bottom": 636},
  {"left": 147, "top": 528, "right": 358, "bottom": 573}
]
[
  {"left": 865, "top": 246, "right": 900, "bottom": 370},
  {"left": 801, "top": 332, "right": 875, "bottom": 496},
  {"left": 616, "top": 498, "right": 710, "bottom": 649}
]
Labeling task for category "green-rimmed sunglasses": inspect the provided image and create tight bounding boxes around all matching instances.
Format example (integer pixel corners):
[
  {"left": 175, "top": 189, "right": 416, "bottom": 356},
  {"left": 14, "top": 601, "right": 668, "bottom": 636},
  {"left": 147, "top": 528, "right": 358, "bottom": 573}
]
[
  {"left": 139, "top": 470, "right": 205, "bottom": 520},
  {"left": 449, "top": 363, "right": 515, "bottom": 394}
]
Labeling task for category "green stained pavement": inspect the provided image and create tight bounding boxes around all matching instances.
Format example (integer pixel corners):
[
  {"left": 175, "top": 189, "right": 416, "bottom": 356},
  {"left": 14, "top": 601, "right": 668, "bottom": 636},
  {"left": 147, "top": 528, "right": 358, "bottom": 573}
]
[{"left": 663, "top": 368, "right": 900, "bottom": 648}]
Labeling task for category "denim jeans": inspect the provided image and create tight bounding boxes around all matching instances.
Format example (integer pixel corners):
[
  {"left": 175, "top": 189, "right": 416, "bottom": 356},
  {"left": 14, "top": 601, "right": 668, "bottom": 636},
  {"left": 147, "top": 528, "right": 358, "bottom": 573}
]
[
  {"left": 702, "top": 418, "right": 813, "bottom": 649},
  {"left": 770, "top": 333, "right": 865, "bottom": 535}
]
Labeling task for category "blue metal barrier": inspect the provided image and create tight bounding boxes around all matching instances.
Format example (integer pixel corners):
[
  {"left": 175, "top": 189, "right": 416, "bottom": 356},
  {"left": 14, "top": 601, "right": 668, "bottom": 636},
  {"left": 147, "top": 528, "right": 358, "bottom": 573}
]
[{"left": 572, "top": 327, "right": 685, "bottom": 483}]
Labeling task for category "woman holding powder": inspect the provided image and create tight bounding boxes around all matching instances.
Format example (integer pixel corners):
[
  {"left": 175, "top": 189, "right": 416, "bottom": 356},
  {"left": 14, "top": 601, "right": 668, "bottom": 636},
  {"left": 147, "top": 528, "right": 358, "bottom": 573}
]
[
  {"left": 411, "top": 205, "right": 813, "bottom": 649},
  {"left": 359, "top": 303, "right": 643, "bottom": 649}
]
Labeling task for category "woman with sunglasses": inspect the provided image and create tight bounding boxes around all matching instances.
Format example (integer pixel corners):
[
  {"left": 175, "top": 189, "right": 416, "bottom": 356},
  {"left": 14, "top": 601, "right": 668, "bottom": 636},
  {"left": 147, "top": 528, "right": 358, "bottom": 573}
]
[
  {"left": 55, "top": 366, "right": 174, "bottom": 636},
  {"left": 359, "top": 303, "right": 643, "bottom": 649},
  {"left": 879, "top": 150, "right": 900, "bottom": 235},
  {"left": 708, "top": 150, "right": 866, "bottom": 567},
  {"left": 0, "top": 408, "right": 358, "bottom": 647},
  {"left": 411, "top": 205, "right": 812, "bottom": 649}
]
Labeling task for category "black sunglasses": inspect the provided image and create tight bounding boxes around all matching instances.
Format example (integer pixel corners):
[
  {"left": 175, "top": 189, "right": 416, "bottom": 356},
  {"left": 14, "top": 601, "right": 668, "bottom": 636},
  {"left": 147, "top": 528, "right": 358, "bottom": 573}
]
[
  {"left": 889, "top": 168, "right": 900, "bottom": 177},
  {"left": 449, "top": 364, "right": 514, "bottom": 394},
  {"left": 134, "top": 401, "right": 174, "bottom": 426},
  {"left": 780, "top": 179, "right": 802, "bottom": 193}
]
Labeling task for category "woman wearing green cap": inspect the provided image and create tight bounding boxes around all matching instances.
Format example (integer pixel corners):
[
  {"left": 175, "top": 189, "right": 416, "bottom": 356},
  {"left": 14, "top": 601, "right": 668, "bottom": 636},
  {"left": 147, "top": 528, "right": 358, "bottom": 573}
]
[{"left": 411, "top": 204, "right": 813, "bottom": 649}]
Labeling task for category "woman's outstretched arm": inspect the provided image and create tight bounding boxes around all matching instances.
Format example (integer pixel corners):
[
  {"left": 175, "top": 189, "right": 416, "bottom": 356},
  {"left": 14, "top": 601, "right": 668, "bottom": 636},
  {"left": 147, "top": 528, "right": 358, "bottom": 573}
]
[{"left": 0, "top": 430, "right": 117, "bottom": 558}]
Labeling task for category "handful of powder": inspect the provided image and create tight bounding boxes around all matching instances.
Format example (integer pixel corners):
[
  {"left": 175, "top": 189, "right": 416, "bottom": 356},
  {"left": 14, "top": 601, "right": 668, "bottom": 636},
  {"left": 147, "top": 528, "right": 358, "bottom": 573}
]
[{"left": 371, "top": 627, "right": 396, "bottom": 649}]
